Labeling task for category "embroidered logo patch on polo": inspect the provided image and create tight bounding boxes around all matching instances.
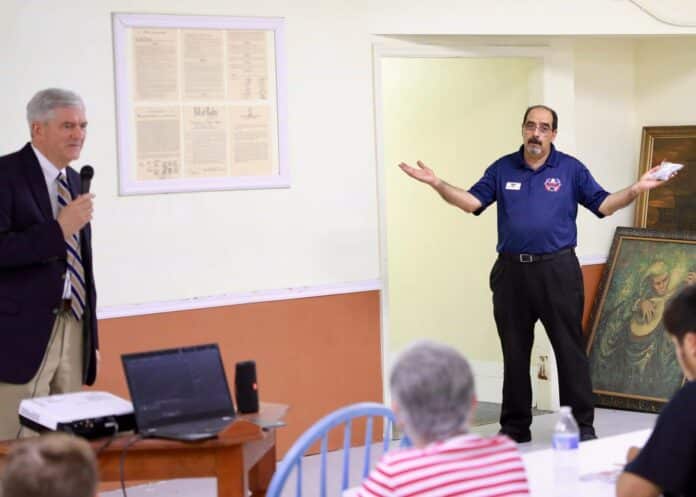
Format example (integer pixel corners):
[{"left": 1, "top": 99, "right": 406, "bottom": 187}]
[{"left": 544, "top": 177, "right": 562, "bottom": 192}]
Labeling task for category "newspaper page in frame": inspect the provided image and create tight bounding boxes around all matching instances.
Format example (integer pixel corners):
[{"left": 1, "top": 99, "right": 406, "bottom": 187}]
[
  {"left": 182, "top": 29, "right": 225, "bottom": 100},
  {"left": 230, "top": 106, "right": 274, "bottom": 176},
  {"left": 183, "top": 105, "right": 228, "bottom": 178},
  {"left": 114, "top": 14, "right": 287, "bottom": 194},
  {"left": 135, "top": 106, "right": 181, "bottom": 180},
  {"left": 227, "top": 30, "right": 269, "bottom": 101},
  {"left": 132, "top": 29, "right": 178, "bottom": 101}
]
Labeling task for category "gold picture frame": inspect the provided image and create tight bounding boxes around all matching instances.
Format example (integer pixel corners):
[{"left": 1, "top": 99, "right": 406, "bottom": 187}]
[
  {"left": 634, "top": 125, "right": 696, "bottom": 231},
  {"left": 586, "top": 227, "right": 696, "bottom": 412}
]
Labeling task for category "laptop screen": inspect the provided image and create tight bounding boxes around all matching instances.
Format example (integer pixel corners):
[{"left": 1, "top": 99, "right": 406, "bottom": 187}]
[{"left": 122, "top": 344, "right": 235, "bottom": 430}]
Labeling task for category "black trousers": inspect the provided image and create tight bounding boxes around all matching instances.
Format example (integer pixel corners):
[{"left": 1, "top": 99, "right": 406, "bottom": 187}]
[{"left": 490, "top": 250, "right": 594, "bottom": 436}]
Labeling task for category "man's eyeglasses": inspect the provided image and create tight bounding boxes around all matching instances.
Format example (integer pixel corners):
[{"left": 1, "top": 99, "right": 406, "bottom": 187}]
[{"left": 523, "top": 122, "right": 553, "bottom": 134}]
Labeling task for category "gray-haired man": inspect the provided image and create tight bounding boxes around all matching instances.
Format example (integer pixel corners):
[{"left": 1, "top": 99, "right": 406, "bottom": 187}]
[{"left": 0, "top": 88, "right": 98, "bottom": 439}]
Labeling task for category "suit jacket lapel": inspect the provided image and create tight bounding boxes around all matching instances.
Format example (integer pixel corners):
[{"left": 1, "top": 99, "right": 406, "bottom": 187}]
[{"left": 19, "top": 143, "right": 53, "bottom": 221}]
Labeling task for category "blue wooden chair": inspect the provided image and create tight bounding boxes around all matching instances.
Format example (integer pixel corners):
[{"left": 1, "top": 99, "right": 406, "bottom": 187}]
[{"left": 266, "top": 402, "right": 411, "bottom": 497}]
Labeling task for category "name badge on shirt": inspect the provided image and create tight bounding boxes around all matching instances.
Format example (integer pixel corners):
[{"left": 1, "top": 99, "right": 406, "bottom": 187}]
[{"left": 505, "top": 182, "right": 522, "bottom": 191}]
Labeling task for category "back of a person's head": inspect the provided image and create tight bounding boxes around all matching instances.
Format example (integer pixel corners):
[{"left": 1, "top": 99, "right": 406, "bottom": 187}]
[
  {"left": 0, "top": 433, "right": 97, "bottom": 497},
  {"left": 390, "top": 340, "right": 475, "bottom": 444},
  {"left": 664, "top": 284, "right": 696, "bottom": 343}
]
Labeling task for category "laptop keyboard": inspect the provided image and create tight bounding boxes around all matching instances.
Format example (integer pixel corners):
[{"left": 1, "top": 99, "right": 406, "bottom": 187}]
[{"left": 150, "top": 417, "right": 233, "bottom": 437}]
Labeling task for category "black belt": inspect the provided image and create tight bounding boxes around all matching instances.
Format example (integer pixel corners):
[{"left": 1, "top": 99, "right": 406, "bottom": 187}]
[
  {"left": 498, "top": 248, "right": 574, "bottom": 263},
  {"left": 57, "top": 299, "right": 72, "bottom": 313}
]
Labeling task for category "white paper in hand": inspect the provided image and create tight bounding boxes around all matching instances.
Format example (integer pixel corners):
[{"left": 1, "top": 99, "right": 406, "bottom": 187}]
[{"left": 650, "top": 161, "right": 684, "bottom": 181}]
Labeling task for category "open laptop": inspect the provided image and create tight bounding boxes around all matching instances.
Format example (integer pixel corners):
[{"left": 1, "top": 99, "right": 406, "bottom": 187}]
[{"left": 122, "top": 344, "right": 236, "bottom": 442}]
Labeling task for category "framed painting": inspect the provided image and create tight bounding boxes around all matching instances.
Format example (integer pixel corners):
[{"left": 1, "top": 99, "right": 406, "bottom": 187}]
[
  {"left": 634, "top": 125, "right": 696, "bottom": 231},
  {"left": 586, "top": 227, "right": 696, "bottom": 412}
]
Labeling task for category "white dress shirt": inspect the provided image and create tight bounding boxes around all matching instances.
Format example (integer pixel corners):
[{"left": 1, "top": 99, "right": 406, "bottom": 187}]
[{"left": 32, "top": 145, "right": 72, "bottom": 299}]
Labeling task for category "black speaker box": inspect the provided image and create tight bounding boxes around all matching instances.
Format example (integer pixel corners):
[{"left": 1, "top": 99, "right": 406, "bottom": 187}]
[{"left": 235, "top": 360, "right": 259, "bottom": 414}]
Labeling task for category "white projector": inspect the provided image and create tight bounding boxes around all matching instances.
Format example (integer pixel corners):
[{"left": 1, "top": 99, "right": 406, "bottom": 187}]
[{"left": 19, "top": 391, "right": 135, "bottom": 439}]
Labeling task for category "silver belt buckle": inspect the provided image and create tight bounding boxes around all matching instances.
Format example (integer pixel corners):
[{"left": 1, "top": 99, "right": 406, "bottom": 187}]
[{"left": 519, "top": 253, "right": 533, "bottom": 263}]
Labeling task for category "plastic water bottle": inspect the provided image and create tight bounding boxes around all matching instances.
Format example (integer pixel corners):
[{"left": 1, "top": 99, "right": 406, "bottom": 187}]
[{"left": 552, "top": 406, "right": 579, "bottom": 497}]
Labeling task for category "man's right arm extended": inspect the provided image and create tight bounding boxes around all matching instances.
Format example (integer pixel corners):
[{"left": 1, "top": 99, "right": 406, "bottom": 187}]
[{"left": 398, "top": 161, "right": 482, "bottom": 213}]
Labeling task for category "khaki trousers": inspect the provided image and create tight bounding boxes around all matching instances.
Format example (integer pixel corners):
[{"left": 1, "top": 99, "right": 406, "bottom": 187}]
[{"left": 0, "top": 312, "right": 83, "bottom": 440}]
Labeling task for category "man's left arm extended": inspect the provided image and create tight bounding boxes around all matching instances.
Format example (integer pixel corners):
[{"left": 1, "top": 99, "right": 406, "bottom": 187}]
[{"left": 599, "top": 165, "right": 674, "bottom": 216}]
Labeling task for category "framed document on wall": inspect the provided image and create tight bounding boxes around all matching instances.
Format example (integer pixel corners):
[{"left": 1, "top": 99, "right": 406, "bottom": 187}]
[{"left": 112, "top": 13, "right": 289, "bottom": 195}]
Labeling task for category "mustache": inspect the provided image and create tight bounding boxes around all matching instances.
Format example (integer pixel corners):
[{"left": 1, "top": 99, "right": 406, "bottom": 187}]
[{"left": 527, "top": 138, "right": 542, "bottom": 145}]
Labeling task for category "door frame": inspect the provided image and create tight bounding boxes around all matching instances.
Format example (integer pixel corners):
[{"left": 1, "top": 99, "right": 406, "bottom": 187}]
[{"left": 371, "top": 37, "right": 562, "bottom": 411}]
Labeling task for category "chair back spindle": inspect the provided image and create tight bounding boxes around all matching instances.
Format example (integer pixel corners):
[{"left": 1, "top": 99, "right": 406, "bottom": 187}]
[{"left": 266, "top": 402, "right": 411, "bottom": 497}]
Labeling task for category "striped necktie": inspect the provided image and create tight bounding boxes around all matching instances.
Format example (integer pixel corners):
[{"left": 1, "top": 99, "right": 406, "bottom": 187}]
[{"left": 57, "top": 172, "right": 86, "bottom": 320}]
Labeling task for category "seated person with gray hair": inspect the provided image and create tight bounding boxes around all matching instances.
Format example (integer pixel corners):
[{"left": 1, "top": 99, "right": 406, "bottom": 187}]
[
  {"left": 0, "top": 433, "right": 98, "bottom": 497},
  {"left": 356, "top": 340, "right": 530, "bottom": 497}
]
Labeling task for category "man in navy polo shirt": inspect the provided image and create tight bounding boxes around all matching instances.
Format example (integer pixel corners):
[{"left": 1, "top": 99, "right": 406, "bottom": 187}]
[{"left": 399, "top": 105, "right": 674, "bottom": 443}]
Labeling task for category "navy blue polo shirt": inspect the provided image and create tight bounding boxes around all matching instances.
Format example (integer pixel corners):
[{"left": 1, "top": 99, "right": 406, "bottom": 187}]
[
  {"left": 468, "top": 144, "right": 609, "bottom": 254},
  {"left": 624, "top": 381, "right": 696, "bottom": 497}
]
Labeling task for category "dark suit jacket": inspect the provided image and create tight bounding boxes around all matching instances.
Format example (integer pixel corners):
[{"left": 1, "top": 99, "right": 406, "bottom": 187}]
[{"left": 0, "top": 143, "right": 98, "bottom": 385}]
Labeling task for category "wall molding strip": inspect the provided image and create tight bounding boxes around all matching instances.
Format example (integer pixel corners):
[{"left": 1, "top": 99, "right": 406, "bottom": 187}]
[
  {"left": 97, "top": 279, "right": 382, "bottom": 320},
  {"left": 578, "top": 254, "right": 607, "bottom": 266}
]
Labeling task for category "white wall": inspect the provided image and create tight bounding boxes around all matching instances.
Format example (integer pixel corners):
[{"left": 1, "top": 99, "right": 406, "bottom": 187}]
[
  {"left": 5, "top": 0, "right": 696, "bottom": 406},
  {"left": 367, "top": 0, "right": 696, "bottom": 35},
  {"left": 573, "top": 39, "right": 640, "bottom": 257},
  {"left": 1, "top": 0, "right": 376, "bottom": 308},
  {"left": 635, "top": 37, "right": 696, "bottom": 126},
  {"left": 572, "top": 35, "right": 696, "bottom": 257}
]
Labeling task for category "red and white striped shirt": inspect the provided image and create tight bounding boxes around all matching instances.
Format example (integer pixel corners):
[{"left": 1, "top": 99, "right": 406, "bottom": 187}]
[{"left": 357, "top": 434, "right": 530, "bottom": 497}]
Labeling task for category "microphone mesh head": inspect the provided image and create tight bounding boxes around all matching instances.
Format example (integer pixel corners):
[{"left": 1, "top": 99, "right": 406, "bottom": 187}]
[{"left": 80, "top": 165, "right": 94, "bottom": 180}]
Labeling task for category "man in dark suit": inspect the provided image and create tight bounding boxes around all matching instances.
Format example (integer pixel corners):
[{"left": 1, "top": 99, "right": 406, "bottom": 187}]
[{"left": 0, "top": 88, "right": 97, "bottom": 439}]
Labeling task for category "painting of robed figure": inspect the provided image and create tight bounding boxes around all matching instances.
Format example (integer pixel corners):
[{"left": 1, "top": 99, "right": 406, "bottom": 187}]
[{"left": 586, "top": 227, "right": 696, "bottom": 412}]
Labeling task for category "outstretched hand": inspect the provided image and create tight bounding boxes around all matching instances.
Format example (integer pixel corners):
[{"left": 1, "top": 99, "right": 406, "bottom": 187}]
[
  {"left": 398, "top": 160, "right": 439, "bottom": 187},
  {"left": 636, "top": 164, "right": 679, "bottom": 192}
]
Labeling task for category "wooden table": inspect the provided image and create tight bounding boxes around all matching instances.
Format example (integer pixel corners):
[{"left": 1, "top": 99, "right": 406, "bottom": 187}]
[{"left": 1, "top": 403, "right": 288, "bottom": 497}]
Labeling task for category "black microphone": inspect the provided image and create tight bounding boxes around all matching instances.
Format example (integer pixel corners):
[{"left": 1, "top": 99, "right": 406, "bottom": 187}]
[{"left": 80, "top": 165, "right": 94, "bottom": 194}]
